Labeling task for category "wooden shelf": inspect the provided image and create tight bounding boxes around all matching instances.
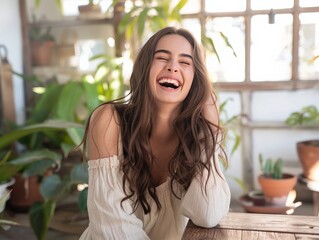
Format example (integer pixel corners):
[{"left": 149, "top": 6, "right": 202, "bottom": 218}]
[
  {"left": 30, "top": 17, "right": 113, "bottom": 28},
  {"left": 243, "top": 121, "right": 319, "bottom": 130}
]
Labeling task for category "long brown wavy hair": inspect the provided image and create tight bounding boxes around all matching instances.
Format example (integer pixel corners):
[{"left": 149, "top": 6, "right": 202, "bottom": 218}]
[{"left": 82, "top": 27, "right": 227, "bottom": 214}]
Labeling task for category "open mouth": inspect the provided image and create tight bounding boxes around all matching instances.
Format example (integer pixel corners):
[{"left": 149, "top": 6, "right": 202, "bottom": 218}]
[{"left": 158, "top": 78, "right": 180, "bottom": 90}]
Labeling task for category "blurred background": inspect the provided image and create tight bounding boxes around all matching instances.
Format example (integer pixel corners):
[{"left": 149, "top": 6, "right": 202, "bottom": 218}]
[{"left": 0, "top": 0, "right": 319, "bottom": 239}]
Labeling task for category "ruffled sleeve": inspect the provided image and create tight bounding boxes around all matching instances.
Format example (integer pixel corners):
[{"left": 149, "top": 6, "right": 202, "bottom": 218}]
[
  {"left": 79, "top": 156, "right": 150, "bottom": 240},
  {"left": 180, "top": 156, "right": 231, "bottom": 228}
]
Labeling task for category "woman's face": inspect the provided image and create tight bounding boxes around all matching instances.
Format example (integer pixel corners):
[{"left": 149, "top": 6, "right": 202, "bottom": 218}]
[{"left": 149, "top": 34, "right": 195, "bottom": 107}]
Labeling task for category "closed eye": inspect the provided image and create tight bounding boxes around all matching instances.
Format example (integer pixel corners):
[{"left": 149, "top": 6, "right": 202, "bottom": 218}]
[
  {"left": 157, "top": 57, "right": 168, "bottom": 61},
  {"left": 180, "top": 61, "right": 191, "bottom": 65}
]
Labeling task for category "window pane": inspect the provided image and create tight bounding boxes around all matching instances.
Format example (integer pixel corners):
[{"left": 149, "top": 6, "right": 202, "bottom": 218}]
[
  {"left": 251, "top": 14, "right": 292, "bottom": 81},
  {"left": 205, "top": 17, "right": 245, "bottom": 82},
  {"left": 205, "top": 0, "right": 245, "bottom": 12},
  {"left": 251, "top": 0, "right": 293, "bottom": 10},
  {"left": 300, "top": 0, "right": 319, "bottom": 7},
  {"left": 181, "top": 18, "right": 201, "bottom": 43},
  {"left": 299, "top": 13, "right": 319, "bottom": 80},
  {"left": 178, "top": 0, "right": 200, "bottom": 14}
]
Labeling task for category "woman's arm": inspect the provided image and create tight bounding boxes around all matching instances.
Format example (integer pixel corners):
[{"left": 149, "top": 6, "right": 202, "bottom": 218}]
[
  {"left": 82, "top": 104, "right": 150, "bottom": 239},
  {"left": 180, "top": 94, "right": 231, "bottom": 227},
  {"left": 180, "top": 158, "right": 231, "bottom": 228}
]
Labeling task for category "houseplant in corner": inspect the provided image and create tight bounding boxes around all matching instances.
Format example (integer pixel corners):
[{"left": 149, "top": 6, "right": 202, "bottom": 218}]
[
  {"left": 286, "top": 105, "right": 319, "bottom": 182},
  {"left": 258, "top": 154, "right": 297, "bottom": 206}
]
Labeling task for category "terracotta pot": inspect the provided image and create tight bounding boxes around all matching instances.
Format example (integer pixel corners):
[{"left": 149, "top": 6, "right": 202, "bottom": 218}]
[
  {"left": 8, "top": 174, "right": 44, "bottom": 212},
  {"left": 32, "top": 40, "right": 55, "bottom": 66},
  {"left": 297, "top": 140, "right": 319, "bottom": 182},
  {"left": 258, "top": 174, "right": 297, "bottom": 199}
]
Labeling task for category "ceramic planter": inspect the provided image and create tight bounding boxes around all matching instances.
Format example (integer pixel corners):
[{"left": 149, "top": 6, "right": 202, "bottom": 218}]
[
  {"left": 258, "top": 173, "right": 297, "bottom": 205},
  {"left": 297, "top": 140, "right": 319, "bottom": 182},
  {"left": 8, "top": 174, "right": 43, "bottom": 212},
  {"left": 31, "top": 40, "right": 55, "bottom": 66}
]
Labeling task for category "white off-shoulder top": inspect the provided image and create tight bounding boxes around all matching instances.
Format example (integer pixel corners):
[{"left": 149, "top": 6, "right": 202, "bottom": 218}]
[{"left": 79, "top": 138, "right": 230, "bottom": 240}]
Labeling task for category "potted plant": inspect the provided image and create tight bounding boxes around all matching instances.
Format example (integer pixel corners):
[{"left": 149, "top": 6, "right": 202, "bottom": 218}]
[
  {"left": 29, "top": 15, "right": 55, "bottom": 66},
  {"left": 78, "top": 0, "right": 103, "bottom": 19},
  {"left": 286, "top": 105, "right": 319, "bottom": 182},
  {"left": 258, "top": 154, "right": 297, "bottom": 205}
]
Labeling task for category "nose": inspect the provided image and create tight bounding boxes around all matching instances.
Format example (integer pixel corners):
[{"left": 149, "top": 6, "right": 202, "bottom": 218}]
[{"left": 167, "top": 61, "right": 178, "bottom": 72}]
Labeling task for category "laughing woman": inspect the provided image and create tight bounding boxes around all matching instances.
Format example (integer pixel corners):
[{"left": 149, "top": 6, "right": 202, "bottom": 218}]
[{"left": 79, "top": 27, "right": 231, "bottom": 240}]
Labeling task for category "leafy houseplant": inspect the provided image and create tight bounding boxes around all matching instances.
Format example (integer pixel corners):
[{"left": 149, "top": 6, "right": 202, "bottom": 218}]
[
  {"left": 258, "top": 154, "right": 297, "bottom": 205},
  {"left": 286, "top": 105, "right": 319, "bottom": 182},
  {"left": 0, "top": 71, "right": 94, "bottom": 239}
]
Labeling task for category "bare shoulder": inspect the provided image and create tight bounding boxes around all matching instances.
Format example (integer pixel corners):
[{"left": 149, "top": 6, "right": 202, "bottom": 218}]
[{"left": 87, "top": 104, "right": 120, "bottom": 160}]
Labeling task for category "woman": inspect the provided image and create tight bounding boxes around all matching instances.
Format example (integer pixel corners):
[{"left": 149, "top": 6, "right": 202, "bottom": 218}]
[{"left": 79, "top": 27, "right": 230, "bottom": 240}]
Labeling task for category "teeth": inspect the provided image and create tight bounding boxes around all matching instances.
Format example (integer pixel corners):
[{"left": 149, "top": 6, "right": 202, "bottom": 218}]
[{"left": 158, "top": 78, "right": 180, "bottom": 87}]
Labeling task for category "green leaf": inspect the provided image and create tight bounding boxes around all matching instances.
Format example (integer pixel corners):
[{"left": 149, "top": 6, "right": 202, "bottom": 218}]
[
  {"left": 0, "top": 190, "right": 11, "bottom": 212},
  {"left": 202, "top": 34, "right": 221, "bottom": 63},
  {"left": 9, "top": 149, "right": 61, "bottom": 166},
  {"left": 229, "top": 176, "right": 248, "bottom": 193},
  {"left": 56, "top": 82, "right": 84, "bottom": 121},
  {"left": 22, "top": 159, "right": 57, "bottom": 178},
  {"left": 78, "top": 187, "right": 88, "bottom": 212},
  {"left": 0, "top": 219, "right": 18, "bottom": 228},
  {"left": 28, "top": 83, "right": 62, "bottom": 124},
  {"left": 70, "top": 163, "right": 88, "bottom": 184},
  {"left": 118, "top": 12, "right": 133, "bottom": 34},
  {"left": 219, "top": 31, "right": 237, "bottom": 57},
  {"left": 83, "top": 82, "right": 100, "bottom": 113},
  {"left": 0, "top": 120, "right": 83, "bottom": 149},
  {"left": 0, "top": 164, "right": 19, "bottom": 183},
  {"left": 66, "top": 127, "right": 85, "bottom": 146},
  {"left": 170, "top": 0, "right": 188, "bottom": 22},
  {"left": 40, "top": 174, "right": 68, "bottom": 200},
  {"left": 54, "top": 0, "right": 63, "bottom": 13},
  {"left": 0, "top": 151, "right": 11, "bottom": 164},
  {"left": 34, "top": 0, "right": 41, "bottom": 9},
  {"left": 30, "top": 200, "right": 56, "bottom": 240},
  {"left": 137, "top": 8, "right": 149, "bottom": 38},
  {"left": 230, "top": 134, "right": 241, "bottom": 156}
]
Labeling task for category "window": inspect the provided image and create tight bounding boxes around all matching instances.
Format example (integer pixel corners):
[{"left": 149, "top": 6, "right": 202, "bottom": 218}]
[{"left": 179, "top": 0, "right": 319, "bottom": 196}]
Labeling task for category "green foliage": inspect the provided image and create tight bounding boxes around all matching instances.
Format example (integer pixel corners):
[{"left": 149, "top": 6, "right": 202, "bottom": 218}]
[
  {"left": 29, "top": 26, "right": 55, "bottom": 42},
  {"left": 285, "top": 105, "right": 319, "bottom": 127},
  {"left": 259, "top": 153, "right": 283, "bottom": 179},
  {"left": 202, "top": 32, "right": 237, "bottom": 63},
  {"left": 219, "top": 97, "right": 242, "bottom": 156},
  {"left": 29, "top": 200, "right": 56, "bottom": 240},
  {"left": 34, "top": 0, "right": 63, "bottom": 13},
  {"left": 0, "top": 191, "right": 18, "bottom": 230},
  {"left": 115, "top": 0, "right": 188, "bottom": 40}
]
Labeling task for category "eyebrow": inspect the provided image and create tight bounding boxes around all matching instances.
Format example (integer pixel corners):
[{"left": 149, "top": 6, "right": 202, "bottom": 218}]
[{"left": 154, "top": 49, "right": 193, "bottom": 61}]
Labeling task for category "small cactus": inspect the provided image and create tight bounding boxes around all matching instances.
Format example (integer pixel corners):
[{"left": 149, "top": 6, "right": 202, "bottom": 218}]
[{"left": 259, "top": 153, "right": 283, "bottom": 179}]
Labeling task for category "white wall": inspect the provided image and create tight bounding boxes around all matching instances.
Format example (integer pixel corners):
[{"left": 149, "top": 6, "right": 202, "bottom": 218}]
[{"left": 0, "top": 0, "right": 25, "bottom": 125}]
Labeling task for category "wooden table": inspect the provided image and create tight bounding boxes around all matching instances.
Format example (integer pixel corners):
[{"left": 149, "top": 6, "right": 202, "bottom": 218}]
[{"left": 182, "top": 212, "right": 319, "bottom": 239}]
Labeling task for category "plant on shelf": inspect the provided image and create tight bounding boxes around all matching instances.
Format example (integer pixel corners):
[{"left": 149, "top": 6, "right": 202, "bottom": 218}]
[
  {"left": 258, "top": 154, "right": 297, "bottom": 205},
  {"left": 29, "top": 15, "right": 56, "bottom": 66},
  {"left": 286, "top": 105, "right": 319, "bottom": 182},
  {"left": 78, "top": 0, "right": 103, "bottom": 19}
]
